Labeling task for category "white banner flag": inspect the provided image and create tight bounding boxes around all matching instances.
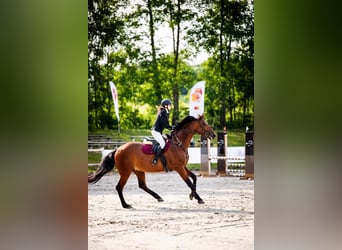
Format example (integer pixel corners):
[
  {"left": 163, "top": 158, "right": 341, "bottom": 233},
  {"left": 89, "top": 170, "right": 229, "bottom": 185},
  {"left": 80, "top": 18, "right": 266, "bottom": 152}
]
[
  {"left": 189, "top": 81, "right": 205, "bottom": 117},
  {"left": 109, "top": 81, "right": 120, "bottom": 121}
]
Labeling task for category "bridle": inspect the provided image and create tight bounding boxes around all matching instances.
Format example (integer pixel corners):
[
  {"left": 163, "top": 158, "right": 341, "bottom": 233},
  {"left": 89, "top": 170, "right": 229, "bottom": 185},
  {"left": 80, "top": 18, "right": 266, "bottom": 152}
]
[
  {"left": 171, "top": 119, "right": 212, "bottom": 146},
  {"left": 169, "top": 119, "right": 213, "bottom": 162},
  {"left": 198, "top": 119, "right": 213, "bottom": 138}
]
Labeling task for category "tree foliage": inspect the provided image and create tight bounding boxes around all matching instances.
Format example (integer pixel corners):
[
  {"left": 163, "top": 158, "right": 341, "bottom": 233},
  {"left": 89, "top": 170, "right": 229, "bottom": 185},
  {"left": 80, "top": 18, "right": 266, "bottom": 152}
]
[{"left": 88, "top": 0, "right": 254, "bottom": 132}]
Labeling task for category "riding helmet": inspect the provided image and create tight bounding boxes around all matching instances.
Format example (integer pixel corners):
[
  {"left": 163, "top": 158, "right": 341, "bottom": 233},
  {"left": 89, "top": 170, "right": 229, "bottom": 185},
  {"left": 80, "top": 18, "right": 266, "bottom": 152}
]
[{"left": 161, "top": 99, "right": 172, "bottom": 106}]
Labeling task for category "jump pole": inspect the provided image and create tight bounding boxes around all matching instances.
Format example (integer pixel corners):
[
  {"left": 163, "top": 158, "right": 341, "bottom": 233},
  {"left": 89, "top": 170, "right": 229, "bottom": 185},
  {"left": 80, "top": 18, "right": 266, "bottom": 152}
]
[
  {"left": 200, "top": 130, "right": 230, "bottom": 177},
  {"left": 216, "top": 130, "right": 228, "bottom": 176},
  {"left": 200, "top": 135, "right": 226, "bottom": 177},
  {"left": 200, "top": 135, "right": 214, "bottom": 176}
]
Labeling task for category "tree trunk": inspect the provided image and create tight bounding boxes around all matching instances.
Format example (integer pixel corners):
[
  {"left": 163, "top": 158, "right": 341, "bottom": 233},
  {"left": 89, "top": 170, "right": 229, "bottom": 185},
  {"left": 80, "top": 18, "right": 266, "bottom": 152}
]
[
  {"left": 171, "top": 0, "right": 181, "bottom": 124},
  {"left": 147, "top": 0, "right": 162, "bottom": 102},
  {"left": 219, "top": 0, "right": 226, "bottom": 128}
]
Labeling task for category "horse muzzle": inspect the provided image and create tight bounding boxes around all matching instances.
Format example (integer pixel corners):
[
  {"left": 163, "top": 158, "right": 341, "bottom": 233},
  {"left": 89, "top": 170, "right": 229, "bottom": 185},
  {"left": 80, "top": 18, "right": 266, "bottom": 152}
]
[{"left": 205, "top": 131, "right": 216, "bottom": 140}]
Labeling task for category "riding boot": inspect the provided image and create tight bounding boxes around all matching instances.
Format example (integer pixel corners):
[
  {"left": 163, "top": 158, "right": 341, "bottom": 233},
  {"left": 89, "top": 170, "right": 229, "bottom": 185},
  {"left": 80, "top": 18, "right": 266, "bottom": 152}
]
[{"left": 152, "top": 145, "right": 163, "bottom": 165}]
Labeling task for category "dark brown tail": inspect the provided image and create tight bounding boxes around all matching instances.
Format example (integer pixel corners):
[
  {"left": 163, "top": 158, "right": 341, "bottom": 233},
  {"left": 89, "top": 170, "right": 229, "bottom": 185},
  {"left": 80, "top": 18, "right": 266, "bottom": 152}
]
[{"left": 88, "top": 149, "right": 116, "bottom": 184}]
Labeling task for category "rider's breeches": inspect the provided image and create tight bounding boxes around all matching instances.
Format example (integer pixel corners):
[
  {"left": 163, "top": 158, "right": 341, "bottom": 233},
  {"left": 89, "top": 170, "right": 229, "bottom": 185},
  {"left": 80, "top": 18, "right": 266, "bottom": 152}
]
[{"left": 151, "top": 130, "right": 165, "bottom": 149}]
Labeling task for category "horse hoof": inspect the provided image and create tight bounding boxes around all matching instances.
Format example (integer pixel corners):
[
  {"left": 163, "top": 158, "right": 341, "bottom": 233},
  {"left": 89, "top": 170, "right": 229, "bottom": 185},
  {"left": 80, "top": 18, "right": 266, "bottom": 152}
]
[
  {"left": 198, "top": 200, "right": 205, "bottom": 204},
  {"left": 189, "top": 193, "right": 194, "bottom": 200},
  {"left": 158, "top": 198, "right": 164, "bottom": 202},
  {"left": 124, "top": 204, "right": 133, "bottom": 209}
]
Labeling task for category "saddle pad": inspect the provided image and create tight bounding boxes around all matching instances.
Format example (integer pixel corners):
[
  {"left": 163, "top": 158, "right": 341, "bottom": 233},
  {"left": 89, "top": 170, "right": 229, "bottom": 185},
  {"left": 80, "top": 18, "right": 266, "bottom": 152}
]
[{"left": 141, "top": 141, "right": 171, "bottom": 155}]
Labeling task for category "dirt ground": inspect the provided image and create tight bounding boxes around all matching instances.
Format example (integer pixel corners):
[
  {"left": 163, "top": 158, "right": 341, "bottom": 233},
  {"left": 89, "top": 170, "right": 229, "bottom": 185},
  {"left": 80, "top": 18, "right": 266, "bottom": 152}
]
[{"left": 88, "top": 171, "right": 254, "bottom": 250}]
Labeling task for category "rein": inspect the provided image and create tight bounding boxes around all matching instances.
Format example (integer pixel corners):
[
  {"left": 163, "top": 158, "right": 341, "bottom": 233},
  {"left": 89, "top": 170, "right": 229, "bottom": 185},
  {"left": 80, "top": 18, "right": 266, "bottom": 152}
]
[
  {"left": 170, "top": 130, "right": 189, "bottom": 162},
  {"left": 170, "top": 119, "right": 210, "bottom": 163}
]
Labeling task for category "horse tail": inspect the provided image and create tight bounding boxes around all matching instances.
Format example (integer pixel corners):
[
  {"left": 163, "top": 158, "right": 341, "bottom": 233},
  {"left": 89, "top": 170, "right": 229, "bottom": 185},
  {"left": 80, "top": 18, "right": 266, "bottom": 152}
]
[{"left": 88, "top": 149, "right": 117, "bottom": 184}]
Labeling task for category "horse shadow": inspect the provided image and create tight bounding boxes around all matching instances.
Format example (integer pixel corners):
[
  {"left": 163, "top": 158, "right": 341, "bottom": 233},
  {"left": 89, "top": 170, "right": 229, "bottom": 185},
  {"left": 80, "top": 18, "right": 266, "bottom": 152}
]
[{"left": 119, "top": 206, "right": 253, "bottom": 215}]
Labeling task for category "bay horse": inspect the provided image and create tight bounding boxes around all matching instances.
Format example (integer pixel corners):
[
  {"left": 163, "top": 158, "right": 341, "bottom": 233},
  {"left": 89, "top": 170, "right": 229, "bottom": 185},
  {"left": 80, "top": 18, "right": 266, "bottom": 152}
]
[{"left": 88, "top": 115, "right": 216, "bottom": 209}]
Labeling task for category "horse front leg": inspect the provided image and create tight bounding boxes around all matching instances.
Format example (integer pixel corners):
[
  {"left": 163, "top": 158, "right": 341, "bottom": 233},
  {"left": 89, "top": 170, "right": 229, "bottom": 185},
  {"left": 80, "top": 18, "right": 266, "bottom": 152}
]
[
  {"left": 178, "top": 169, "right": 204, "bottom": 204},
  {"left": 185, "top": 179, "right": 204, "bottom": 204},
  {"left": 185, "top": 167, "right": 197, "bottom": 191}
]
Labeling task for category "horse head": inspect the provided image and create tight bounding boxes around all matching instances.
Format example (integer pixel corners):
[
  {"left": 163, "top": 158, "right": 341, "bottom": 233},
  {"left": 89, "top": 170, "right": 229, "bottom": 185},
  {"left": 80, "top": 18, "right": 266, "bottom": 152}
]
[
  {"left": 193, "top": 115, "right": 216, "bottom": 139},
  {"left": 172, "top": 115, "right": 216, "bottom": 140}
]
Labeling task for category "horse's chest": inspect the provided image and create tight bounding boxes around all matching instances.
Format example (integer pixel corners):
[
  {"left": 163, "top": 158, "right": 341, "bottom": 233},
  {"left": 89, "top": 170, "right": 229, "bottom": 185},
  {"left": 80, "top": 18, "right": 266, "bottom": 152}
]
[{"left": 167, "top": 150, "right": 188, "bottom": 165}]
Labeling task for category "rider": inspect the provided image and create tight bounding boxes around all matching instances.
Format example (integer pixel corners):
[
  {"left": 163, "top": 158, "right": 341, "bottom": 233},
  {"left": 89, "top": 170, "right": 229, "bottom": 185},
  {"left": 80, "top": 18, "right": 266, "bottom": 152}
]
[{"left": 151, "top": 99, "right": 174, "bottom": 165}]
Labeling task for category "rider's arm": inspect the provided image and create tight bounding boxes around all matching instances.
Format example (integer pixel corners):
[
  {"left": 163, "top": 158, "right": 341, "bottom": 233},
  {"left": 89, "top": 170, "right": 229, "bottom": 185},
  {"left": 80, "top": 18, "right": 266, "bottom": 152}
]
[{"left": 160, "top": 110, "right": 172, "bottom": 130}]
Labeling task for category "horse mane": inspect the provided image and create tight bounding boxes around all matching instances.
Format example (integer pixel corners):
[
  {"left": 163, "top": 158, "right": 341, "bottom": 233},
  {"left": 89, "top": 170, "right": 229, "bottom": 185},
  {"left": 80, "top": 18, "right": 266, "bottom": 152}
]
[{"left": 173, "top": 116, "right": 198, "bottom": 131}]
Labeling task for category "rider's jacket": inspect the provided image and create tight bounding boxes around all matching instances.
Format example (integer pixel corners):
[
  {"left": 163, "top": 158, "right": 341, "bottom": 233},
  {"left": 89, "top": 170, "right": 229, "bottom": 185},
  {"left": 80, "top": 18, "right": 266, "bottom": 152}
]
[{"left": 152, "top": 108, "right": 172, "bottom": 133}]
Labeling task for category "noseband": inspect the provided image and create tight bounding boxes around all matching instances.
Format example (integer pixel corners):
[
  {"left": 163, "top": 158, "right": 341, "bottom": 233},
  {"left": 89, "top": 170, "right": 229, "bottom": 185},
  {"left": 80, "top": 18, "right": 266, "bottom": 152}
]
[{"left": 198, "top": 119, "right": 212, "bottom": 138}]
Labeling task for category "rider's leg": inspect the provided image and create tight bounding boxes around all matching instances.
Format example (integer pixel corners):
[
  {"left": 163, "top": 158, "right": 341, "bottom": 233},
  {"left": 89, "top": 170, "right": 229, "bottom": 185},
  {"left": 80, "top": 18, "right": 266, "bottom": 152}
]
[{"left": 151, "top": 130, "right": 165, "bottom": 165}]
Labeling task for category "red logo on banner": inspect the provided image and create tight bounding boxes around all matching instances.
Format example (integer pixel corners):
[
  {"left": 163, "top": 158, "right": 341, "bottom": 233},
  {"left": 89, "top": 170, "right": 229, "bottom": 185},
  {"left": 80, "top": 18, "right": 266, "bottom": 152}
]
[
  {"left": 191, "top": 88, "right": 203, "bottom": 101},
  {"left": 112, "top": 90, "right": 117, "bottom": 101}
]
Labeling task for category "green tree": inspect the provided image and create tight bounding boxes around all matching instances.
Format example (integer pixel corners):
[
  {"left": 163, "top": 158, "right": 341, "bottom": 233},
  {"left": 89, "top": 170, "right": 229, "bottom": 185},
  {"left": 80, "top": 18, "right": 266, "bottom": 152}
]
[
  {"left": 88, "top": 0, "right": 128, "bottom": 130},
  {"left": 186, "top": 0, "right": 254, "bottom": 128},
  {"left": 88, "top": 1, "right": 254, "bottom": 131},
  {"left": 165, "top": 0, "right": 196, "bottom": 123}
]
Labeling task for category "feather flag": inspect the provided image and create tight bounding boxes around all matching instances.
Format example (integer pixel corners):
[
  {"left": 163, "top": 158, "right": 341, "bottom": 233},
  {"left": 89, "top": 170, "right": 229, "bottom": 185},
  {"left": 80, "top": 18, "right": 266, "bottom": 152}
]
[
  {"left": 109, "top": 81, "right": 120, "bottom": 121},
  {"left": 189, "top": 81, "right": 205, "bottom": 117}
]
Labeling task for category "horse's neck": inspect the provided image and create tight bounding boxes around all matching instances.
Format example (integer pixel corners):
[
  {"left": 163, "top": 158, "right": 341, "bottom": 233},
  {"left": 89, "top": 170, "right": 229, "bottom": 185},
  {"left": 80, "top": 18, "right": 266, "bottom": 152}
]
[{"left": 174, "top": 129, "right": 193, "bottom": 149}]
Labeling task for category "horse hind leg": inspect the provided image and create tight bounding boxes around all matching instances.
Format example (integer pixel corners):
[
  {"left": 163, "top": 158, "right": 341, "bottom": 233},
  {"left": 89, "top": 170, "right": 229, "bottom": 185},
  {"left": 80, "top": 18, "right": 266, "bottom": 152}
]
[
  {"left": 116, "top": 173, "right": 133, "bottom": 209},
  {"left": 135, "top": 171, "right": 164, "bottom": 202}
]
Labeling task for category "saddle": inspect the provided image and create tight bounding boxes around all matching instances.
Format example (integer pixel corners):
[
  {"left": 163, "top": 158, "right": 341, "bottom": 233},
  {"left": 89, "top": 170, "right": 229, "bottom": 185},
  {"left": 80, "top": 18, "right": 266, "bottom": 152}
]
[
  {"left": 141, "top": 137, "right": 171, "bottom": 172},
  {"left": 141, "top": 137, "right": 171, "bottom": 155}
]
